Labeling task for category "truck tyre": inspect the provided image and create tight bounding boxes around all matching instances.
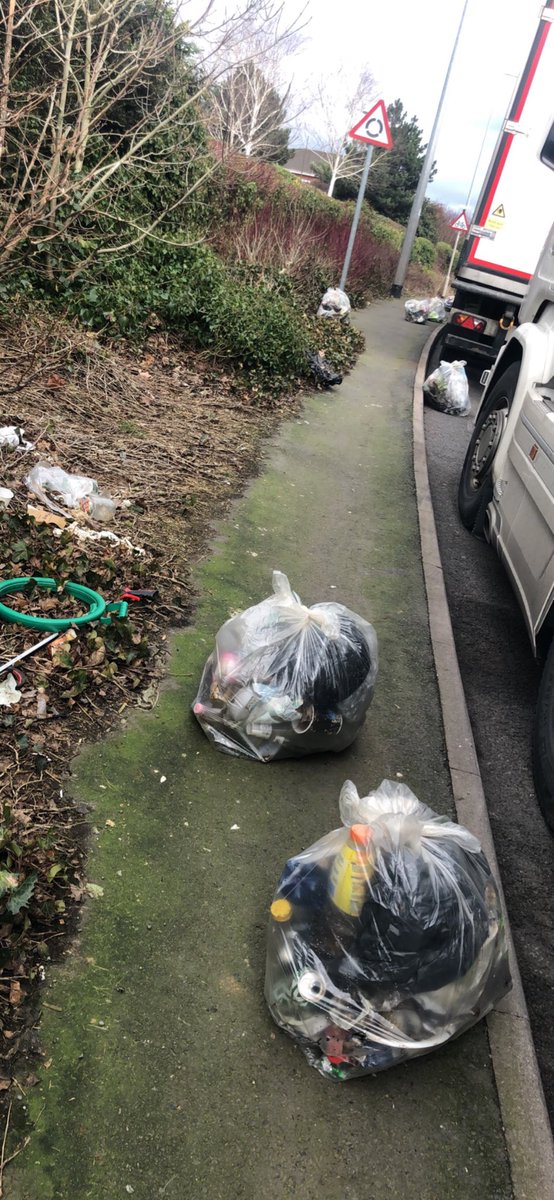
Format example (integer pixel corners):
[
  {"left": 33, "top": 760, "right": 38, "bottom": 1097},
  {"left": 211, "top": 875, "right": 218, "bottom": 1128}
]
[
  {"left": 533, "top": 638, "right": 554, "bottom": 833},
  {"left": 457, "top": 362, "right": 519, "bottom": 534}
]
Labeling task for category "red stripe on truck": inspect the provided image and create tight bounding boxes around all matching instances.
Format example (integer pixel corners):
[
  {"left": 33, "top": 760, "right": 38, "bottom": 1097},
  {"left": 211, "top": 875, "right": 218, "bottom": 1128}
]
[{"left": 467, "top": 11, "right": 553, "bottom": 278}]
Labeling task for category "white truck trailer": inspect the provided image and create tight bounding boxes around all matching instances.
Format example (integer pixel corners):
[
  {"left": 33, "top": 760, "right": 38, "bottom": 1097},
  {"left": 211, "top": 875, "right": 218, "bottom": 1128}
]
[{"left": 430, "top": 0, "right": 554, "bottom": 371}]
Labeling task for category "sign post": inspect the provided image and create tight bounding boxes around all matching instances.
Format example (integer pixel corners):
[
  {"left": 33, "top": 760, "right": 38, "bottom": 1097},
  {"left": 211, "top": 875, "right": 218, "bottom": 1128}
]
[
  {"left": 443, "top": 209, "right": 469, "bottom": 296},
  {"left": 339, "top": 99, "right": 393, "bottom": 293}
]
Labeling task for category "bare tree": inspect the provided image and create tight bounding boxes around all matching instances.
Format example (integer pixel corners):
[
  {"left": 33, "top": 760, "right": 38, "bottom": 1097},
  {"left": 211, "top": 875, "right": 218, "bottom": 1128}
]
[
  {"left": 0, "top": 0, "right": 305, "bottom": 280},
  {"left": 205, "top": 1, "right": 306, "bottom": 162},
  {"left": 309, "top": 67, "right": 376, "bottom": 197},
  {"left": 209, "top": 61, "right": 292, "bottom": 161}
]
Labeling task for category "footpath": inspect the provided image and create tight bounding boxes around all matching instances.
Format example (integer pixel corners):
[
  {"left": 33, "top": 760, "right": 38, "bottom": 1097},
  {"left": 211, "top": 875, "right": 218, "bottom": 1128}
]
[{"left": 9, "top": 302, "right": 520, "bottom": 1200}]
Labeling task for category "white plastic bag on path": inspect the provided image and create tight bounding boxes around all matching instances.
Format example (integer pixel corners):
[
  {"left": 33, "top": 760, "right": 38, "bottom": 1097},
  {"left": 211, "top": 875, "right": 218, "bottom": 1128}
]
[
  {"left": 25, "top": 463, "right": 116, "bottom": 521},
  {"left": 265, "top": 778, "right": 511, "bottom": 1081},
  {"left": 317, "top": 288, "right": 351, "bottom": 319},
  {"left": 423, "top": 359, "right": 470, "bottom": 417},
  {"left": 192, "top": 570, "right": 378, "bottom": 762}
]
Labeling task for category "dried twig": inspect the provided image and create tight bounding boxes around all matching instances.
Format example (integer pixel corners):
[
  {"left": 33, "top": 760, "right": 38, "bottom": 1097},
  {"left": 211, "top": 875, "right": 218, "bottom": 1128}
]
[{"left": 0, "top": 1100, "right": 12, "bottom": 1197}]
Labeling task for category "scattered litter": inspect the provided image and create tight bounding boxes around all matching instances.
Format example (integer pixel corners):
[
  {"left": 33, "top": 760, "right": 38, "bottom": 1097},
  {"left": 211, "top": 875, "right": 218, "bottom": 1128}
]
[
  {"left": 36, "top": 687, "right": 47, "bottom": 719},
  {"left": 193, "top": 570, "right": 378, "bottom": 762},
  {"left": 0, "top": 487, "right": 14, "bottom": 508},
  {"left": 307, "top": 352, "right": 342, "bottom": 388},
  {"left": 423, "top": 360, "right": 470, "bottom": 416},
  {"left": 230, "top": 824, "right": 240, "bottom": 831},
  {"left": 159, "top": 775, "right": 167, "bottom": 784},
  {"left": 0, "top": 425, "right": 34, "bottom": 451},
  {"left": 25, "top": 463, "right": 116, "bottom": 521},
  {"left": 0, "top": 673, "right": 22, "bottom": 707},
  {"left": 27, "top": 503, "right": 67, "bottom": 530},
  {"left": 404, "top": 297, "right": 446, "bottom": 324},
  {"left": 265, "top": 778, "right": 511, "bottom": 1081},
  {"left": 67, "top": 524, "right": 145, "bottom": 555},
  {"left": 317, "top": 288, "right": 351, "bottom": 320}
]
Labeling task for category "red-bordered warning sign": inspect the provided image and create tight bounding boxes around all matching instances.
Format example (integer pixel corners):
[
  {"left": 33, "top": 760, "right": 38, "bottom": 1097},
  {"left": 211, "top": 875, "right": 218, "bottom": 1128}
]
[
  {"left": 347, "top": 99, "right": 393, "bottom": 149},
  {"left": 450, "top": 210, "right": 470, "bottom": 233}
]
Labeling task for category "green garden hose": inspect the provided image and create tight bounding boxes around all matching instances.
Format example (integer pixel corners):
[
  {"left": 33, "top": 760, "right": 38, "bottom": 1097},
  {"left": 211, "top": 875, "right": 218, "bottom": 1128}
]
[{"left": 0, "top": 576, "right": 128, "bottom": 632}]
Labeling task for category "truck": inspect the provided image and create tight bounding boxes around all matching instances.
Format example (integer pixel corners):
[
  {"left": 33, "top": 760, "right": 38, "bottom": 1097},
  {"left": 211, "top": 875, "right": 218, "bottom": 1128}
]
[
  {"left": 457, "top": 215, "right": 554, "bottom": 832},
  {"left": 428, "top": 0, "right": 554, "bottom": 373}
]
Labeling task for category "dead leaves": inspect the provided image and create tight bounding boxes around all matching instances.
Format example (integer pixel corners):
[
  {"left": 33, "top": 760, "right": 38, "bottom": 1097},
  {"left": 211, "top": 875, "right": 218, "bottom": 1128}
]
[{"left": 8, "top": 982, "right": 22, "bottom": 1007}]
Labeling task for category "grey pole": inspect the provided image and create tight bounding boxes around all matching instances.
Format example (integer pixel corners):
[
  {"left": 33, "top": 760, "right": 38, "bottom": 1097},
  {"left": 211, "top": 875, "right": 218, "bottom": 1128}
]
[
  {"left": 339, "top": 145, "right": 373, "bottom": 292},
  {"left": 390, "top": 0, "right": 470, "bottom": 297},
  {"left": 442, "top": 229, "right": 460, "bottom": 296}
]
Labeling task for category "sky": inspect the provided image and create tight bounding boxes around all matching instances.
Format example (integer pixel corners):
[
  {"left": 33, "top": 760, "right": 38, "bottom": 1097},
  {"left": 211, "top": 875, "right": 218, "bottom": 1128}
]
[
  {"left": 282, "top": 0, "right": 542, "bottom": 210},
  {"left": 185, "top": 0, "right": 543, "bottom": 213}
]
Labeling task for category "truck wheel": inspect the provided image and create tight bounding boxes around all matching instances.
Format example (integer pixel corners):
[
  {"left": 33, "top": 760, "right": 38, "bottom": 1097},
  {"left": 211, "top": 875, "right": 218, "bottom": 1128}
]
[
  {"left": 533, "top": 639, "right": 554, "bottom": 833},
  {"left": 457, "top": 362, "right": 518, "bottom": 534}
]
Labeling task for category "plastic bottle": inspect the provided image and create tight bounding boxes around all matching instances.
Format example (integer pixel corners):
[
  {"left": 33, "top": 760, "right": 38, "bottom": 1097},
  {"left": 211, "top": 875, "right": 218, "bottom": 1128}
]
[
  {"left": 328, "top": 824, "right": 374, "bottom": 917},
  {"left": 84, "top": 494, "right": 117, "bottom": 523}
]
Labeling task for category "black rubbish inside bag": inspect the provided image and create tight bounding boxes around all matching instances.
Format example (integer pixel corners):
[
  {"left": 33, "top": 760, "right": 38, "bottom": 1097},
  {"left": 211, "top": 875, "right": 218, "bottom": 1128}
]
[{"left": 265, "top": 779, "right": 511, "bottom": 1080}]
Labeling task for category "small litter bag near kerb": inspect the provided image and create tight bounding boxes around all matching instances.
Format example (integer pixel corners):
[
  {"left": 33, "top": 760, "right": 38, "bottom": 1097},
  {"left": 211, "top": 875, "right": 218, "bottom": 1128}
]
[
  {"left": 404, "top": 298, "right": 430, "bottom": 323},
  {"left": 265, "top": 779, "right": 511, "bottom": 1080},
  {"left": 192, "top": 571, "right": 378, "bottom": 762},
  {"left": 404, "top": 297, "right": 446, "bottom": 324},
  {"left": 423, "top": 359, "right": 470, "bottom": 416}
]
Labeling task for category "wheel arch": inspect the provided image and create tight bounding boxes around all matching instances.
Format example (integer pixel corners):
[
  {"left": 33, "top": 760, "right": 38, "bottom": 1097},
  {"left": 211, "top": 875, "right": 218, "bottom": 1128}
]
[{"left": 536, "top": 592, "right": 554, "bottom": 660}]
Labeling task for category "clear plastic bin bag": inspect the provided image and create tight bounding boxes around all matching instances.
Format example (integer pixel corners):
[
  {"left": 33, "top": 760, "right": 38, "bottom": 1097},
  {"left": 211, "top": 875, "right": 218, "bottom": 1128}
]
[
  {"left": 192, "top": 571, "right": 378, "bottom": 761},
  {"left": 426, "top": 296, "right": 446, "bottom": 322},
  {"left": 404, "top": 298, "right": 430, "bottom": 323},
  {"left": 423, "top": 360, "right": 470, "bottom": 416},
  {"left": 265, "top": 779, "right": 511, "bottom": 1079},
  {"left": 317, "top": 288, "right": 351, "bottom": 319}
]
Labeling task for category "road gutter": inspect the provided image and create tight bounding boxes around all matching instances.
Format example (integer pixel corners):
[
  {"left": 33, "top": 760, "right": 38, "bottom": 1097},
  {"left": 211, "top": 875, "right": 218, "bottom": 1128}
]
[{"left": 413, "top": 334, "right": 554, "bottom": 1200}]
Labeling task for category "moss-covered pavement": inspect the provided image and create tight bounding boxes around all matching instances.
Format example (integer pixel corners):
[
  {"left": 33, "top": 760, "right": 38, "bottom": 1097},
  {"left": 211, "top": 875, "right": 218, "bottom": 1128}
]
[{"left": 9, "top": 301, "right": 513, "bottom": 1200}]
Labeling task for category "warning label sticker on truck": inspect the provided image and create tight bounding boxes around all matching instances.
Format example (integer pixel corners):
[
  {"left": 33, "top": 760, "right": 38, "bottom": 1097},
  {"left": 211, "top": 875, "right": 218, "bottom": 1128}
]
[{"left": 486, "top": 203, "right": 506, "bottom": 232}]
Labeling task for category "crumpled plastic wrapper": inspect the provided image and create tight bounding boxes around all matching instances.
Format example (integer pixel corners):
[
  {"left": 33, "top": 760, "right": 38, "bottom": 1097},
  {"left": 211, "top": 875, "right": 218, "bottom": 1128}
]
[
  {"left": 192, "top": 571, "right": 378, "bottom": 761},
  {"left": 423, "top": 360, "right": 470, "bottom": 416},
  {"left": 25, "top": 463, "right": 116, "bottom": 521},
  {"left": 265, "top": 779, "right": 511, "bottom": 1079}
]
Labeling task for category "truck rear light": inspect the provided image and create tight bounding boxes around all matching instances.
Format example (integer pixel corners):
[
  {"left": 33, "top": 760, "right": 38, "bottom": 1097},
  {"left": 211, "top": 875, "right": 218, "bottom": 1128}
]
[{"left": 453, "top": 313, "right": 486, "bottom": 333}]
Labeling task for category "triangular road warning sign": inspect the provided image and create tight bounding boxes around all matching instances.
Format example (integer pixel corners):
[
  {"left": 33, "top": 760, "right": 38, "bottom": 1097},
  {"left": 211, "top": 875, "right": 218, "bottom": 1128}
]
[
  {"left": 348, "top": 99, "right": 393, "bottom": 149},
  {"left": 450, "top": 209, "right": 470, "bottom": 233}
]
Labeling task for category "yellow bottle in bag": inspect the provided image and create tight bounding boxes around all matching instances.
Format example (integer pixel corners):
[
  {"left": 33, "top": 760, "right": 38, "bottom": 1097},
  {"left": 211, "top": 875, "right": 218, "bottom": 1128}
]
[{"left": 328, "top": 825, "right": 374, "bottom": 917}]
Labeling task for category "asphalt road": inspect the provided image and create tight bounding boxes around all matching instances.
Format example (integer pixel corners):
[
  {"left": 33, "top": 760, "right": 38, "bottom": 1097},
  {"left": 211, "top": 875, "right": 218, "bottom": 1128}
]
[{"left": 424, "top": 372, "right": 554, "bottom": 1127}]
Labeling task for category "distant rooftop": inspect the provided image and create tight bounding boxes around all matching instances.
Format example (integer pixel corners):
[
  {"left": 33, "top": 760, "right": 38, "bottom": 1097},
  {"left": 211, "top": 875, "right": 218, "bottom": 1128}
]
[{"left": 284, "top": 148, "right": 334, "bottom": 176}]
